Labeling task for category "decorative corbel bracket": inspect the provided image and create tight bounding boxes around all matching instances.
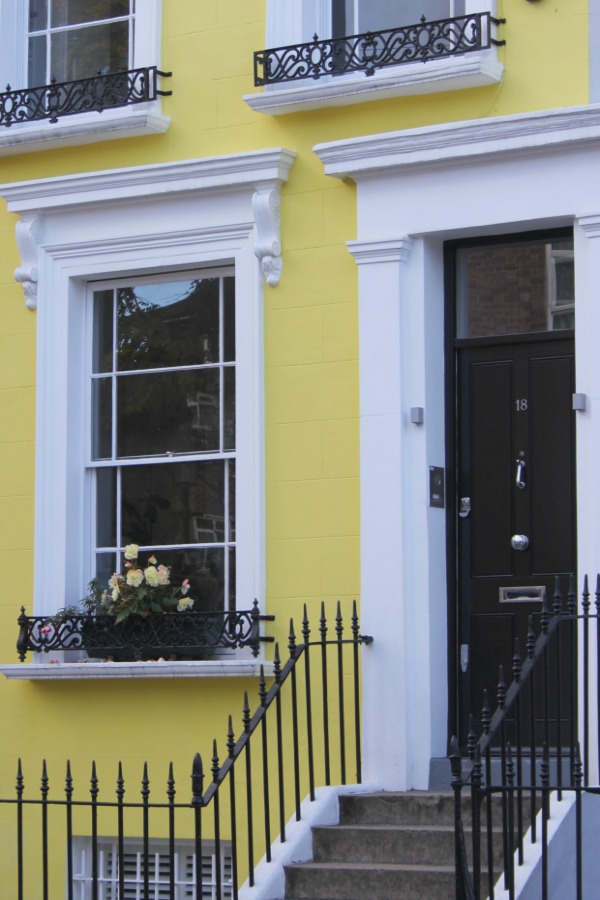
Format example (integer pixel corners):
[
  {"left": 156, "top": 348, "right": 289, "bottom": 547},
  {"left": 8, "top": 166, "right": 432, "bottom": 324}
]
[
  {"left": 14, "top": 216, "right": 42, "bottom": 310},
  {"left": 253, "top": 183, "right": 282, "bottom": 287}
]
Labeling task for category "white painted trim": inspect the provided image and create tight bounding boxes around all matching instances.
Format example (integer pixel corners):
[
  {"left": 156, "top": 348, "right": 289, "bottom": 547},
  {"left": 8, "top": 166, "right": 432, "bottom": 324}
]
[
  {"left": 244, "top": 55, "right": 503, "bottom": 115},
  {"left": 0, "top": 149, "right": 295, "bottom": 639},
  {"left": 0, "top": 149, "right": 297, "bottom": 212},
  {"left": 238, "top": 784, "right": 383, "bottom": 900},
  {"left": 314, "top": 103, "right": 600, "bottom": 791},
  {"left": 0, "top": 659, "right": 275, "bottom": 680},
  {"left": 493, "top": 791, "right": 576, "bottom": 900},
  {"left": 0, "top": 108, "right": 171, "bottom": 157},
  {"left": 314, "top": 104, "right": 600, "bottom": 178}
]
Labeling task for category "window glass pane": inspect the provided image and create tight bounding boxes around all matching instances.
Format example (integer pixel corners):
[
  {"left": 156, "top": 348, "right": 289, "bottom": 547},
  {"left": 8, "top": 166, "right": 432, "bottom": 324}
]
[
  {"left": 455, "top": 236, "right": 574, "bottom": 339},
  {"left": 92, "top": 378, "right": 112, "bottom": 459},
  {"left": 52, "top": 0, "right": 130, "bottom": 27},
  {"left": 117, "top": 279, "right": 221, "bottom": 371},
  {"left": 555, "top": 258, "right": 575, "bottom": 305},
  {"left": 93, "top": 290, "right": 114, "bottom": 374},
  {"left": 95, "top": 552, "right": 116, "bottom": 590},
  {"left": 50, "top": 21, "right": 128, "bottom": 81},
  {"left": 29, "top": 0, "right": 48, "bottom": 32},
  {"left": 28, "top": 34, "right": 47, "bottom": 86},
  {"left": 228, "top": 461, "right": 235, "bottom": 541},
  {"left": 223, "top": 276, "right": 235, "bottom": 362},
  {"left": 228, "top": 547, "right": 236, "bottom": 611},
  {"left": 117, "top": 369, "right": 220, "bottom": 457},
  {"left": 121, "top": 461, "right": 225, "bottom": 548},
  {"left": 224, "top": 367, "right": 235, "bottom": 452},
  {"left": 333, "top": 1, "right": 465, "bottom": 36},
  {"left": 96, "top": 468, "right": 116, "bottom": 546}
]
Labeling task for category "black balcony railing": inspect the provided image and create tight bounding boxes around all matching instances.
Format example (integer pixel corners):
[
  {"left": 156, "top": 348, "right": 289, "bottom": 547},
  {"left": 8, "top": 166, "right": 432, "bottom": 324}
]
[
  {"left": 0, "top": 65, "right": 172, "bottom": 128},
  {"left": 254, "top": 12, "right": 505, "bottom": 86},
  {"left": 16, "top": 602, "right": 273, "bottom": 661}
]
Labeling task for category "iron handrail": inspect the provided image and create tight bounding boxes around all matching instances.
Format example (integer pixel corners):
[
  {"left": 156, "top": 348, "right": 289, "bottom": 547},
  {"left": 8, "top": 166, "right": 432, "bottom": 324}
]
[
  {"left": 450, "top": 575, "right": 595, "bottom": 900},
  {"left": 0, "top": 601, "right": 372, "bottom": 899}
]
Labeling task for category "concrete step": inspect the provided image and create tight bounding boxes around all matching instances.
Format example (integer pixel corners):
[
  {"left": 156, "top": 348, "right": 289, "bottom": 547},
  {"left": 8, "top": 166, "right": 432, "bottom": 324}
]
[
  {"left": 339, "top": 789, "right": 509, "bottom": 827},
  {"left": 284, "top": 861, "right": 455, "bottom": 900},
  {"left": 312, "top": 822, "right": 505, "bottom": 868}
]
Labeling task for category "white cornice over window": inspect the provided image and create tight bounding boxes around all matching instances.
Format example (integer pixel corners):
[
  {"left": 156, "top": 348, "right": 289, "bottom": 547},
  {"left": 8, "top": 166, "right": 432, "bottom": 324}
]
[
  {"left": 2, "top": 148, "right": 296, "bottom": 307},
  {"left": 244, "top": 0, "right": 502, "bottom": 116},
  {"left": 0, "top": 0, "right": 169, "bottom": 155},
  {"left": 313, "top": 105, "right": 600, "bottom": 179}
]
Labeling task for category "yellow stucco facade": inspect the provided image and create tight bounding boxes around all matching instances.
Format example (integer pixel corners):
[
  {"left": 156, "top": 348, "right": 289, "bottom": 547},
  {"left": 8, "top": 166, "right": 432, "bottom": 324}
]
[{"left": 0, "top": 1, "right": 591, "bottom": 895}]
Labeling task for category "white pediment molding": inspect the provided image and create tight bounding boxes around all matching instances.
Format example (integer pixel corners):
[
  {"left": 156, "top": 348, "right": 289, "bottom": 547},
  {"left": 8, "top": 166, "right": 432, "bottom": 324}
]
[
  {"left": 314, "top": 104, "right": 600, "bottom": 181},
  {"left": 0, "top": 148, "right": 296, "bottom": 304}
]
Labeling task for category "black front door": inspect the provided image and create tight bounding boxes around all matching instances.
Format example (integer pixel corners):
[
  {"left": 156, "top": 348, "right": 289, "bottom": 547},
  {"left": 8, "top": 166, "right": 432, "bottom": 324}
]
[{"left": 448, "top": 231, "right": 576, "bottom": 747}]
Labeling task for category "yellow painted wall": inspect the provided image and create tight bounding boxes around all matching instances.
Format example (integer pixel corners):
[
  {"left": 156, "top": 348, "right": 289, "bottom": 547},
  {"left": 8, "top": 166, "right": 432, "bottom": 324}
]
[{"left": 0, "top": 0, "right": 590, "bottom": 892}]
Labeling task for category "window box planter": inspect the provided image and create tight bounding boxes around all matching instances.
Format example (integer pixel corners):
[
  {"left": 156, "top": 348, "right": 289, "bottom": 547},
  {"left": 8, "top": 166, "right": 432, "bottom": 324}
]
[{"left": 16, "top": 604, "right": 273, "bottom": 663}]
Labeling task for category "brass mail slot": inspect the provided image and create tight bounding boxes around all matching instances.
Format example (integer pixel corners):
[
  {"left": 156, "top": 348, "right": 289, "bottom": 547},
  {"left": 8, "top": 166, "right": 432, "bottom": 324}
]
[{"left": 499, "top": 586, "right": 546, "bottom": 604}]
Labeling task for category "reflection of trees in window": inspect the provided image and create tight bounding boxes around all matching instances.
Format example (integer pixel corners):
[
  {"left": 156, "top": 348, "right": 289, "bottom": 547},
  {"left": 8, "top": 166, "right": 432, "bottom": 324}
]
[
  {"left": 90, "top": 273, "right": 236, "bottom": 611},
  {"left": 28, "top": 0, "right": 132, "bottom": 86}
]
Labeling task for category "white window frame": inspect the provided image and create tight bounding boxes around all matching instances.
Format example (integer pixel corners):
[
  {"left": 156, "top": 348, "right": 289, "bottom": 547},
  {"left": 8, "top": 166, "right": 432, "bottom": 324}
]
[
  {"left": 72, "top": 836, "right": 233, "bottom": 899},
  {"left": 0, "top": 0, "right": 168, "bottom": 156},
  {"left": 244, "top": 0, "right": 503, "bottom": 115},
  {"left": 546, "top": 244, "right": 575, "bottom": 332},
  {"left": 87, "top": 268, "right": 238, "bottom": 611},
  {"left": 0, "top": 149, "right": 295, "bottom": 677}
]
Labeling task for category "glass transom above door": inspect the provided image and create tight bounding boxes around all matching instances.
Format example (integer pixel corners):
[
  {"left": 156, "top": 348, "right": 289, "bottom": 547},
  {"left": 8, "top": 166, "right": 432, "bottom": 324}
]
[{"left": 455, "top": 235, "right": 574, "bottom": 340}]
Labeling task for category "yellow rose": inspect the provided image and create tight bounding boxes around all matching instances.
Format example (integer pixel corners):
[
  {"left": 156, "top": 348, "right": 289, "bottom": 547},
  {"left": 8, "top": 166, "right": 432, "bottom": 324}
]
[
  {"left": 177, "top": 597, "right": 194, "bottom": 611},
  {"left": 144, "top": 565, "right": 159, "bottom": 587},
  {"left": 126, "top": 568, "right": 144, "bottom": 587},
  {"left": 124, "top": 544, "right": 139, "bottom": 560}
]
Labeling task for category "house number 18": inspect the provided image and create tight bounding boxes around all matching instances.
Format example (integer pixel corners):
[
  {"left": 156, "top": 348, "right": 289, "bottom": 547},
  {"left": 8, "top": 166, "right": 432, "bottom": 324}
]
[{"left": 515, "top": 399, "right": 528, "bottom": 412}]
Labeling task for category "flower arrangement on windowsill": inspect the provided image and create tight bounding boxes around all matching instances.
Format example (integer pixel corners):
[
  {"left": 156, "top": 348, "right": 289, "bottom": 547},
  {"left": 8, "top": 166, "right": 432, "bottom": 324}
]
[
  {"left": 16, "top": 546, "right": 270, "bottom": 663},
  {"left": 98, "top": 544, "right": 195, "bottom": 622}
]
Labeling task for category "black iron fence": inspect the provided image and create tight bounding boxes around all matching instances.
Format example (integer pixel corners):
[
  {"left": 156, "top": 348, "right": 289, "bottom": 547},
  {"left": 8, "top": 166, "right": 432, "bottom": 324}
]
[
  {"left": 254, "top": 12, "right": 504, "bottom": 86},
  {"left": 17, "top": 602, "right": 272, "bottom": 661},
  {"left": 451, "top": 575, "right": 600, "bottom": 900},
  {"left": 2, "top": 602, "right": 371, "bottom": 898},
  {"left": 0, "top": 65, "right": 172, "bottom": 127}
]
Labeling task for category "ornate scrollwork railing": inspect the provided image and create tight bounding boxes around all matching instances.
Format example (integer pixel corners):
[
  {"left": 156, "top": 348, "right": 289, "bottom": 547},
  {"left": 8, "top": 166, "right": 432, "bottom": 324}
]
[
  {"left": 0, "top": 65, "right": 172, "bottom": 128},
  {"left": 254, "top": 12, "right": 504, "bottom": 86},
  {"left": 17, "top": 601, "right": 274, "bottom": 662}
]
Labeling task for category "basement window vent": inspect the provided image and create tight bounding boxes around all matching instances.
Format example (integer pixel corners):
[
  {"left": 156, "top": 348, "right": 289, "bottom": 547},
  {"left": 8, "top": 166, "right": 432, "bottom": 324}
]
[{"left": 71, "top": 837, "right": 233, "bottom": 899}]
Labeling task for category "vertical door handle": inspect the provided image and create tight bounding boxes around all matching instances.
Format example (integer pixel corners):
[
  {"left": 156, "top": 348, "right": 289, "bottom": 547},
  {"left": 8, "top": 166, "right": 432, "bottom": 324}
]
[{"left": 515, "top": 452, "right": 526, "bottom": 490}]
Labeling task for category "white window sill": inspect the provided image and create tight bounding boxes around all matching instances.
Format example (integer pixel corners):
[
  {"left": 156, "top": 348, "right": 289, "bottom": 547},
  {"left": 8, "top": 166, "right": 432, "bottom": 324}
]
[
  {"left": 244, "top": 53, "right": 503, "bottom": 116},
  {"left": 0, "top": 103, "right": 170, "bottom": 156},
  {"left": 0, "top": 658, "right": 273, "bottom": 680}
]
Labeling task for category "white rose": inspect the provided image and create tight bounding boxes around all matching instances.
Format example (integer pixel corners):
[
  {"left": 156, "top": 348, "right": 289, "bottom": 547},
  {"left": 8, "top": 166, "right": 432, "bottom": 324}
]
[
  {"left": 124, "top": 544, "right": 139, "bottom": 560},
  {"left": 144, "top": 566, "right": 159, "bottom": 587},
  {"left": 126, "top": 568, "right": 144, "bottom": 587}
]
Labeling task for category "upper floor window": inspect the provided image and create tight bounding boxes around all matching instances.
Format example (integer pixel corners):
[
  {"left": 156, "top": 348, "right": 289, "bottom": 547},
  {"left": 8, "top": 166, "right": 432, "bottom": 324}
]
[
  {"left": 28, "top": 0, "right": 134, "bottom": 86},
  {"left": 0, "top": 0, "right": 168, "bottom": 154}
]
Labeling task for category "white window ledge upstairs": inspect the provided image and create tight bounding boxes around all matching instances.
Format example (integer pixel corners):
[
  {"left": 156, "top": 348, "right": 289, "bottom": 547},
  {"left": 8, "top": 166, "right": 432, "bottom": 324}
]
[
  {"left": 244, "top": 52, "right": 503, "bottom": 116},
  {"left": 0, "top": 103, "right": 170, "bottom": 156}
]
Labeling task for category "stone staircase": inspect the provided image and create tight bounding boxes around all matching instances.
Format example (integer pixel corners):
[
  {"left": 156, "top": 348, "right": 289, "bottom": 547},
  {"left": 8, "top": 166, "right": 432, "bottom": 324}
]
[{"left": 282, "top": 790, "right": 504, "bottom": 900}]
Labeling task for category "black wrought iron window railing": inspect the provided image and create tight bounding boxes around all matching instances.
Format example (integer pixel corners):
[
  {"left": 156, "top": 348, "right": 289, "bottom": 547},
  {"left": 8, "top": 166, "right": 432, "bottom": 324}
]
[
  {"left": 17, "top": 602, "right": 273, "bottom": 662},
  {"left": 254, "top": 12, "right": 505, "bottom": 86},
  {"left": 0, "top": 65, "right": 172, "bottom": 128}
]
